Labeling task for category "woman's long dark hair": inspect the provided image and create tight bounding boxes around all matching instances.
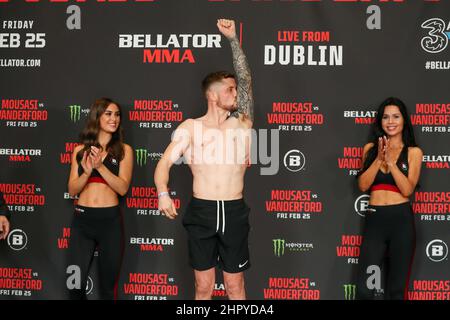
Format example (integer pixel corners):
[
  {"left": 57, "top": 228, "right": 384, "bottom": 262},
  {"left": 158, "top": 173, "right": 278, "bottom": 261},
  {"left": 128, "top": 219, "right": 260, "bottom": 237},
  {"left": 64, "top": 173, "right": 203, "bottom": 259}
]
[
  {"left": 76, "top": 97, "right": 124, "bottom": 163},
  {"left": 359, "top": 97, "right": 418, "bottom": 175}
]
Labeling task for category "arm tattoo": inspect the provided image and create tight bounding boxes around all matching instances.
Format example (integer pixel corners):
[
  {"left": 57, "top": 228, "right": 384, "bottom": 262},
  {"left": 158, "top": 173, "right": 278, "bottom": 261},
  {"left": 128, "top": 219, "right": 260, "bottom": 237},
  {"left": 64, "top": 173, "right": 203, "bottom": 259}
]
[{"left": 229, "top": 36, "right": 254, "bottom": 122}]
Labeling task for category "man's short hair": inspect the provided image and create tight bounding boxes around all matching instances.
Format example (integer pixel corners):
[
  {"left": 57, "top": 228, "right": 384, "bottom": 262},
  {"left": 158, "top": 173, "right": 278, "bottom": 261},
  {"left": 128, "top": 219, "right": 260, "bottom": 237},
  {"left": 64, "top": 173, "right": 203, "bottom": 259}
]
[{"left": 202, "top": 71, "right": 235, "bottom": 97}]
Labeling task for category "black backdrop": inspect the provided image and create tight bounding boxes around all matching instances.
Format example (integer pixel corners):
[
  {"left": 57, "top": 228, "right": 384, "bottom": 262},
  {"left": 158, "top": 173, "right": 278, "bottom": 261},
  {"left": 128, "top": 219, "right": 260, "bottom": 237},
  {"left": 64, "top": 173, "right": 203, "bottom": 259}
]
[{"left": 0, "top": 0, "right": 449, "bottom": 300}]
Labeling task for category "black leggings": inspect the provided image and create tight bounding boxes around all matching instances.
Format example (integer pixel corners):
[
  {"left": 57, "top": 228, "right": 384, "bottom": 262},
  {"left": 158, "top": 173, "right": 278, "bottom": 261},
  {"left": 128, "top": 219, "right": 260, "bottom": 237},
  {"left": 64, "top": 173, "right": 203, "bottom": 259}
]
[
  {"left": 356, "top": 202, "right": 415, "bottom": 300},
  {"left": 67, "top": 205, "right": 124, "bottom": 300}
]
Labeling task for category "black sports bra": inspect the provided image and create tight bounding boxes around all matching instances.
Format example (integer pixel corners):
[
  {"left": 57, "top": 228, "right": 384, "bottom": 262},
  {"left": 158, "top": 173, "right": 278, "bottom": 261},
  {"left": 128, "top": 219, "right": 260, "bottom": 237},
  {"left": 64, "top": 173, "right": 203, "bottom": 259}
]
[
  {"left": 371, "top": 146, "right": 409, "bottom": 193},
  {"left": 78, "top": 152, "right": 120, "bottom": 182}
]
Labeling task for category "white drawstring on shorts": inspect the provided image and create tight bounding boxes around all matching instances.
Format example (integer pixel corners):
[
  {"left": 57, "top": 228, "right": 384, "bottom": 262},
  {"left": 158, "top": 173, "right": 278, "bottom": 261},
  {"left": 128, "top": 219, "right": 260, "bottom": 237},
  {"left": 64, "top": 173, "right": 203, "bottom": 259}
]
[{"left": 216, "top": 200, "right": 226, "bottom": 234}]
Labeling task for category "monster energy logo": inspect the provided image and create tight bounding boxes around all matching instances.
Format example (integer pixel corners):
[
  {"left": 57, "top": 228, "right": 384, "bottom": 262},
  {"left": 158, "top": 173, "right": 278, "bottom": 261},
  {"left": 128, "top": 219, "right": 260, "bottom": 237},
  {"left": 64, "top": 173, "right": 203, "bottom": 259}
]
[
  {"left": 343, "top": 284, "right": 356, "bottom": 300},
  {"left": 69, "top": 105, "right": 81, "bottom": 122},
  {"left": 273, "top": 239, "right": 285, "bottom": 257},
  {"left": 136, "top": 149, "right": 148, "bottom": 166}
]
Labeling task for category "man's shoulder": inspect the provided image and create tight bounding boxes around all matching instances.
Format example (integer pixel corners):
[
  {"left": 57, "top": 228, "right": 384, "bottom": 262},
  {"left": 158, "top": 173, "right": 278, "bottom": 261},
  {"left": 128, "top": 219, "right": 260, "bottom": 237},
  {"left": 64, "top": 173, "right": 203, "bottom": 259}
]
[
  {"left": 173, "top": 119, "right": 198, "bottom": 139},
  {"left": 177, "top": 118, "right": 197, "bottom": 129},
  {"left": 225, "top": 113, "right": 253, "bottom": 129}
]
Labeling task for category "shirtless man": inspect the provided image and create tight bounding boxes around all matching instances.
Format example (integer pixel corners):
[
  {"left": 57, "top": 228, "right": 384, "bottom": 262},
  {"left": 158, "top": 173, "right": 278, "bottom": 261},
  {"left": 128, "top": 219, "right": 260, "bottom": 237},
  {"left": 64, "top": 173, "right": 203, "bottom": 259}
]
[{"left": 154, "top": 19, "right": 254, "bottom": 300}]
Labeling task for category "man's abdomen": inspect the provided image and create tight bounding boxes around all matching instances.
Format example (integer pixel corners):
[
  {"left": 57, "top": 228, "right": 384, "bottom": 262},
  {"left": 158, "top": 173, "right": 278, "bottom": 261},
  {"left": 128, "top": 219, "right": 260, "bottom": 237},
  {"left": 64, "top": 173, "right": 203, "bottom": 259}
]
[{"left": 191, "top": 164, "right": 246, "bottom": 200}]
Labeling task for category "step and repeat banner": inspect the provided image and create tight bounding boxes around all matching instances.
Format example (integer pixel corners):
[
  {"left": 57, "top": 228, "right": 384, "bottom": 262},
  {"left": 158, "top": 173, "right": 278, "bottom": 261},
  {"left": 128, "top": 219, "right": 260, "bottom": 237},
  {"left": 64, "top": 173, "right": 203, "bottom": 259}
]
[{"left": 0, "top": 0, "right": 449, "bottom": 300}]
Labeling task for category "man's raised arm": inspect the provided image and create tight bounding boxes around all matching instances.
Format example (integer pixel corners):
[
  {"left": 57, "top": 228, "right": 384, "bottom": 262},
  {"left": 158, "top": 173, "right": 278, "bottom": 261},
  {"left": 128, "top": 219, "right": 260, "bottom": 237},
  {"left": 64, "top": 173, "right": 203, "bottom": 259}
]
[{"left": 217, "top": 19, "right": 254, "bottom": 122}]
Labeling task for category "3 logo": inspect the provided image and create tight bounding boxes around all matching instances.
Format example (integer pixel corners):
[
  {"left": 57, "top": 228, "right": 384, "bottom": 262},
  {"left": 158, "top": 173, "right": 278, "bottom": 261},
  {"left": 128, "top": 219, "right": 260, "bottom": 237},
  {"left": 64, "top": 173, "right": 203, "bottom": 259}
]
[{"left": 421, "top": 18, "right": 450, "bottom": 53}]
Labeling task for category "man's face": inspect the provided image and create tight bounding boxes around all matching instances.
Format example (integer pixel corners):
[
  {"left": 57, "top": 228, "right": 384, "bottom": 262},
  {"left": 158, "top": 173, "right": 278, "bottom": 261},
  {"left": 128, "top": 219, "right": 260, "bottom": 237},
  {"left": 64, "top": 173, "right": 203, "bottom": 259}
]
[{"left": 209, "top": 78, "right": 237, "bottom": 111}]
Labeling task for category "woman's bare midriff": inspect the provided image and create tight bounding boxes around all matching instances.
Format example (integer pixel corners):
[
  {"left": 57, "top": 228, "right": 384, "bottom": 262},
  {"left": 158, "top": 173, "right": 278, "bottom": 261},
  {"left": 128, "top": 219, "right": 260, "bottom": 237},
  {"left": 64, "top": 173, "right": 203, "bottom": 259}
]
[
  {"left": 77, "top": 183, "right": 118, "bottom": 207},
  {"left": 369, "top": 190, "right": 409, "bottom": 206}
]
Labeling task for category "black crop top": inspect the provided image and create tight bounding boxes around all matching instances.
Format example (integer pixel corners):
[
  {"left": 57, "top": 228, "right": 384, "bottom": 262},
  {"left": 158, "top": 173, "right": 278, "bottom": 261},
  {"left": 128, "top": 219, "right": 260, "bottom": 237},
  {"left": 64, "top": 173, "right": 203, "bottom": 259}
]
[
  {"left": 371, "top": 146, "right": 409, "bottom": 189},
  {"left": 78, "top": 153, "right": 120, "bottom": 177}
]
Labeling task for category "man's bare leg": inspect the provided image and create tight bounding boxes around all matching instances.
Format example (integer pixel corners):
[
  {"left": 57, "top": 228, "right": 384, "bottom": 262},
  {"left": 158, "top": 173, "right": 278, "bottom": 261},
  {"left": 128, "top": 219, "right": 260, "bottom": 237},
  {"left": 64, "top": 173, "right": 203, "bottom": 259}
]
[
  {"left": 223, "top": 271, "right": 246, "bottom": 300},
  {"left": 194, "top": 268, "right": 216, "bottom": 300}
]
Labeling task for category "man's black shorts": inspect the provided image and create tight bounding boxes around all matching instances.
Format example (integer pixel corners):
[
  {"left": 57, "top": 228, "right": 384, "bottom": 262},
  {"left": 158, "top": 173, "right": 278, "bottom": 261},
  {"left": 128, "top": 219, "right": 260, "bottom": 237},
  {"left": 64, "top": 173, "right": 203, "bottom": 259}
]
[{"left": 182, "top": 197, "right": 251, "bottom": 273}]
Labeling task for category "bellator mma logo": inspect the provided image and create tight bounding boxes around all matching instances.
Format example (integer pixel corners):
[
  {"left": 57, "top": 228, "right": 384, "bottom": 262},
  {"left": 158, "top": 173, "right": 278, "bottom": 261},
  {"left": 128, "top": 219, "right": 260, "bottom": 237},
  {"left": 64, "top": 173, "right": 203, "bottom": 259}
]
[
  {"left": 213, "top": 283, "right": 227, "bottom": 298},
  {"left": 422, "top": 154, "right": 450, "bottom": 169},
  {"left": 118, "top": 34, "right": 222, "bottom": 64},
  {"left": 129, "top": 236, "right": 175, "bottom": 252},
  {"left": 0, "top": 148, "right": 42, "bottom": 162},
  {"left": 343, "top": 109, "right": 376, "bottom": 125},
  {"left": 354, "top": 194, "right": 370, "bottom": 217},
  {"left": 86, "top": 276, "right": 94, "bottom": 295},
  {"left": 426, "top": 239, "right": 448, "bottom": 262},
  {"left": 7, "top": 229, "right": 28, "bottom": 251},
  {"left": 283, "top": 150, "right": 306, "bottom": 172}
]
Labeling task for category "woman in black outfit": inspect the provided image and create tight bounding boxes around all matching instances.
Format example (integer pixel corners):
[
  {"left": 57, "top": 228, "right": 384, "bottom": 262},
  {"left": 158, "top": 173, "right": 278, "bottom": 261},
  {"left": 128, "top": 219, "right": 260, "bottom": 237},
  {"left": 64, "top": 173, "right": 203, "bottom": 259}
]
[
  {"left": 356, "top": 97, "right": 423, "bottom": 300},
  {"left": 67, "top": 97, "right": 133, "bottom": 299}
]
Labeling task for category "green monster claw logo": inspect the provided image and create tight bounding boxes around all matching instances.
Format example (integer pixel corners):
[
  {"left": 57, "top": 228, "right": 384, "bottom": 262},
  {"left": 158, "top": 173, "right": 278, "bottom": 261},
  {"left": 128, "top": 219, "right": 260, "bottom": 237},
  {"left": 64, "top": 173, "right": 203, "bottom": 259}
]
[
  {"left": 136, "top": 149, "right": 148, "bottom": 166},
  {"left": 343, "top": 284, "right": 356, "bottom": 300},
  {"left": 69, "top": 105, "right": 81, "bottom": 122},
  {"left": 273, "top": 239, "right": 285, "bottom": 257}
]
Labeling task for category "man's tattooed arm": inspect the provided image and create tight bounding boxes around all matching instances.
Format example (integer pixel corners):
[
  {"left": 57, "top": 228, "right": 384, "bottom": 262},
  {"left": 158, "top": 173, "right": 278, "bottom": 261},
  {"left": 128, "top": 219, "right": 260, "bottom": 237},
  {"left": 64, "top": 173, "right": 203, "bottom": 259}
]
[{"left": 229, "top": 36, "right": 254, "bottom": 122}]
